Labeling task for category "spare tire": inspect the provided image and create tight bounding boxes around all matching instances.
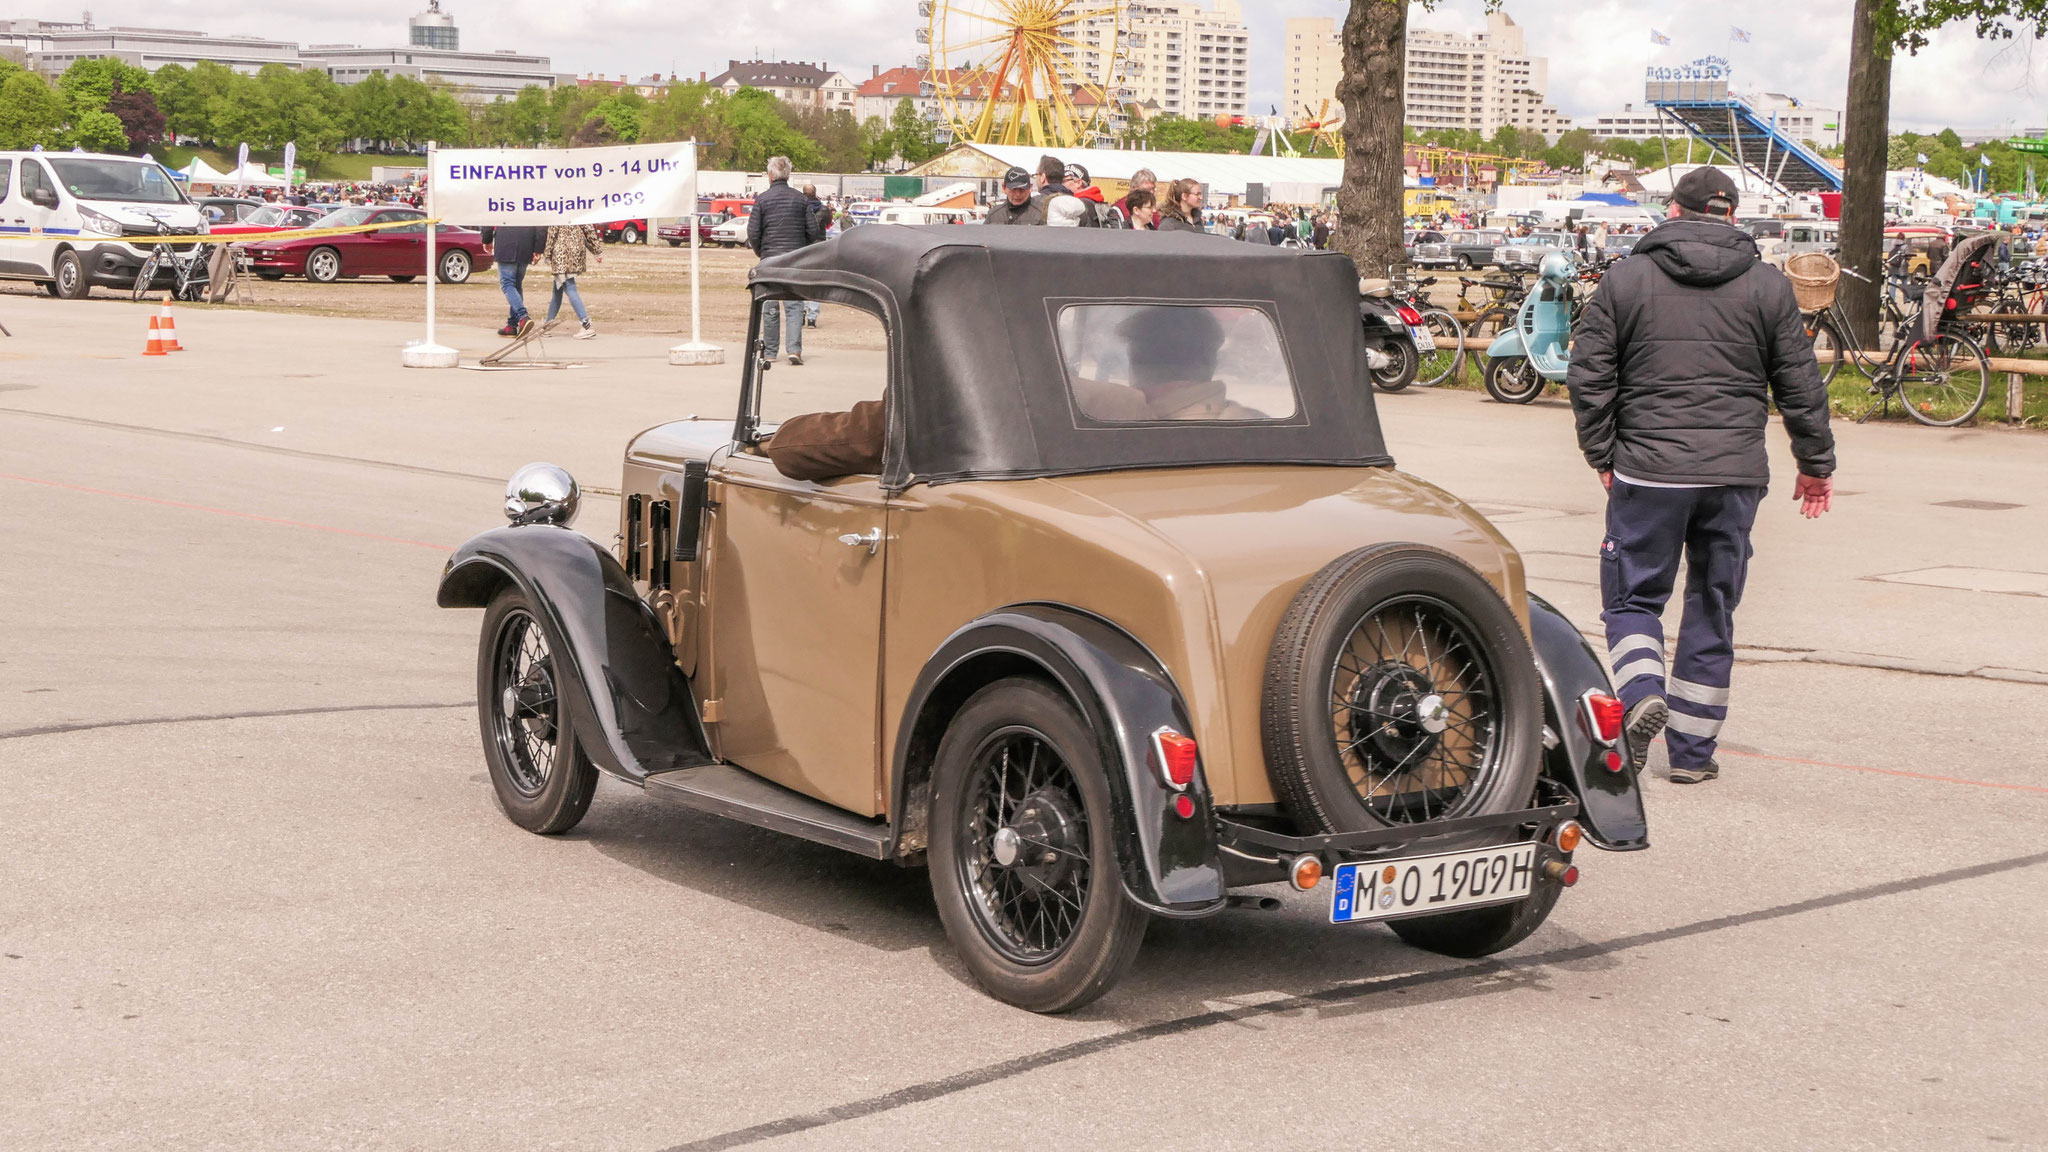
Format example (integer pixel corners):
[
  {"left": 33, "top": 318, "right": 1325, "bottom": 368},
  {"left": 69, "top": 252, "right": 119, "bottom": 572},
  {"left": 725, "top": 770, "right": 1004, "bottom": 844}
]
[{"left": 1261, "top": 544, "right": 1542, "bottom": 837}]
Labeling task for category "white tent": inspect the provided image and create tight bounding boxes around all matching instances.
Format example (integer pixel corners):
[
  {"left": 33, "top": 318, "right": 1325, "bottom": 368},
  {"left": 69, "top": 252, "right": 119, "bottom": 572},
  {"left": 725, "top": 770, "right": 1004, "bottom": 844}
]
[
  {"left": 216, "top": 162, "right": 287, "bottom": 188},
  {"left": 181, "top": 157, "right": 233, "bottom": 184}
]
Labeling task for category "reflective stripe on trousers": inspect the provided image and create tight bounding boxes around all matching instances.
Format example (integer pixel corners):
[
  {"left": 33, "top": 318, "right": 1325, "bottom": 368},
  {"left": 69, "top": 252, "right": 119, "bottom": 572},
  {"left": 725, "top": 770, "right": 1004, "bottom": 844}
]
[{"left": 1599, "top": 480, "right": 1763, "bottom": 769}]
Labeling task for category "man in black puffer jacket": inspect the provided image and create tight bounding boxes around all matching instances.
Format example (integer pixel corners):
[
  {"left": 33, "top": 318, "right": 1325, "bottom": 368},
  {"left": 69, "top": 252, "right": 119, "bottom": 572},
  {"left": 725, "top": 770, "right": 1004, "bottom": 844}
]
[
  {"left": 1567, "top": 166, "right": 1836, "bottom": 785},
  {"left": 748, "top": 156, "right": 824, "bottom": 364}
]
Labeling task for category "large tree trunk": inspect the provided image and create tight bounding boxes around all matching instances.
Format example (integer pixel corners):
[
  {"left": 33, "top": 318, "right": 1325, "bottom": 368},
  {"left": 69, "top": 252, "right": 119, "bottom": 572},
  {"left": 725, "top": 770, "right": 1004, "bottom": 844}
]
[
  {"left": 1839, "top": 0, "right": 1892, "bottom": 348},
  {"left": 1335, "top": 0, "right": 1407, "bottom": 278}
]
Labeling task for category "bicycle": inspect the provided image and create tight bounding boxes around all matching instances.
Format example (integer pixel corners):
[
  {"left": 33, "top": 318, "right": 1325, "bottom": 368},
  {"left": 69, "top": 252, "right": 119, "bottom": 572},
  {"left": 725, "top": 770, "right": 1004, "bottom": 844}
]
[
  {"left": 1390, "top": 271, "right": 1465, "bottom": 387},
  {"left": 1804, "top": 266, "right": 1990, "bottom": 427},
  {"left": 131, "top": 237, "right": 212, "bottom": 303}
]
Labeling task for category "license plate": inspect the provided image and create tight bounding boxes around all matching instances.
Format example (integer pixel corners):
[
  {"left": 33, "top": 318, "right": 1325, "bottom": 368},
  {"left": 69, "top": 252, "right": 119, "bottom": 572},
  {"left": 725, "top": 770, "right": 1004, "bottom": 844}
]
[
  {"left": 1331, "top": 842, "right": 1538, "bottom": 924},
  {"left": 1409, "top": 325, "right": 1436, "bottom": 353}
]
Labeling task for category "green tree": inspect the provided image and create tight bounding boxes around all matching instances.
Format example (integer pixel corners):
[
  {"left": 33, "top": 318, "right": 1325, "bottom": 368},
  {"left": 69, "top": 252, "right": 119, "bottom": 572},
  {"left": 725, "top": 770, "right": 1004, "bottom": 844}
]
[
  {"left": 889, "top": 97, "right": 940, "bottom": 165},
  {"left": 858, "top": 114, "right": 893, "bottom": 169},
  {"left": 59, "top": 57, "right": 150, "bottom": 113},
  {"left": 506, "top": 84, "right": 553, "bottom": 145},
  {"left": 69, "top": 108, "right": 128, "bottom": 152},
  {"left": 0, "top": 70, "right": 68, "bottom": 150},
  {"left": 643, "top": 80, "right": 722, "bottom": 145},
  {"left": 349, "top": 71, "right": 400, "bottom": 147},
  {"left": 716, "top": 87, "right": 822, "bottom": 170},
  {"left": 194, "top": 61, "right": 252, "bottom": 147},
  {"left": 1542, "top": 127, "right": 1594, "bottom": 171},
  {"left": 593, "top": 90, "right": 647, "bottom": 143}
]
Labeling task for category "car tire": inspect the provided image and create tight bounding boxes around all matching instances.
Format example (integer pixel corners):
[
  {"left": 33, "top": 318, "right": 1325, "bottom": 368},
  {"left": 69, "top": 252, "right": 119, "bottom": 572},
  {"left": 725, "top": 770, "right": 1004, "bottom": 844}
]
[
  {"left": 304, "top": 247, "right": 342, "bottom": 283},
  {"left": 666, "top": 238, "right": 683, "bottom": 248},
  {"left": 389, "top": 274, "right": 417, "bottom": 283},
  {"left": 928, "top": 677, "right": 1148, "bottom": 1014},
  {"left": 1369, "top": 338, "right": 1419, "bottom": 393},
  {"left": 1388, "top": 870, "right": 1565, "bottom": 957},
  {"left": 476, "top": 587, "right": 599, "bottom": 835},
  {"left": 622, "top": 225, "right": 641, "bottom": 245},
  {"left": 1456, "top": 255, "right": 1473, "bottom": 270},
  {"left": 53, "top": 250, "right": 90, "bottom": 299},
  {"left": 257, "top": 271, "right": 285, "bottom": 281},
  {"left": 1261, "top": 545, "right": 1543, "bottom": 841},
  {"left": 1483, "top": 355, "right": 1544, "bottom": 404},
  {"left": 437, "top": 249, "right": 472, "bottom": 284}
]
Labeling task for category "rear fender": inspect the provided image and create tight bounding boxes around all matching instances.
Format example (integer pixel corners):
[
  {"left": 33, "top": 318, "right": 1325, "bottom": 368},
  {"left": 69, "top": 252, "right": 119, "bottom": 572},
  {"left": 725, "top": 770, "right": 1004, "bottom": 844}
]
[
  {"left": 1528, "top": 594, "right": 1648, "bottom": 850},
  {"left": 891, "top": 605, "right": 1226, "bottom": 916},
  {"left": 437, "top": 525, "right": 713, "bottom": 782}
]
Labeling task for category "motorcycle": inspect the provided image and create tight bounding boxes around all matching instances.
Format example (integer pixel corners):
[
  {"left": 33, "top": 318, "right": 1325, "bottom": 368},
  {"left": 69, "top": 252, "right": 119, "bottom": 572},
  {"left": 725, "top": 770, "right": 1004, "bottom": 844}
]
[
  {"left": 1358, "top": 277, "right": 1435, "bottom": 392},
  {"left": 1482, "top": 252, "right": 1578, "bottom": 404}
]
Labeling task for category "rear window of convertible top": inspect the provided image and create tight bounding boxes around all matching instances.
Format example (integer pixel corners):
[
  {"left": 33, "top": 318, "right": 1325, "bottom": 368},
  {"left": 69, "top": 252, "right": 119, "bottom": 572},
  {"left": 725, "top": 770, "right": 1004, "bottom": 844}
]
[{"left": 1054, "top": 303, "right": 1301, "bottom": 424}]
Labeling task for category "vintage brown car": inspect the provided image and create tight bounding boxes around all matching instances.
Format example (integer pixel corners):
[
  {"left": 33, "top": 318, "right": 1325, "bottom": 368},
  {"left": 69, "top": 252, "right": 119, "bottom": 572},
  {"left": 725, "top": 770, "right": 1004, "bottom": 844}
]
[{"left": 438, "top": 227, "right": 1648, "bottom": 1013}]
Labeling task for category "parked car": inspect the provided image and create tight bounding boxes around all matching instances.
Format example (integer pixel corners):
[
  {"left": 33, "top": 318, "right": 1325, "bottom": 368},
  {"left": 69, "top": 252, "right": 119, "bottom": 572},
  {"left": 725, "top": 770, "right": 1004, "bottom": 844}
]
[
  {"left": 657, "top": 219, "right": 719, "bottom": 247},
  {"left": 204, "top": 202, "right": 330, "bottom": 237},
  {"left": 1601, "top": 233, "right": 1642, "bottom": 262},
  {"left": 436, "top": 227, "right": 1647, "bottom": 1014},
  {"left": 600, "top": 219, "right": 649, "bottom": 244},
  {"left": 710, "top": 215, "right": 751, "bottom": 248},
  {"left": 192, "top": 196, "right": 265, "bottom": 226},
  {"left": 241, "top": 206, "right": 492, "bottom": 283},
  {"left": 1493, "top": 231, "right": 1572, "bottom": 272},
  {"left": 1414, "top": 229, "right": 1509, "bottom": 270},
  {"left": 0, "top": 150, "right": 206, "bottom": 298}
]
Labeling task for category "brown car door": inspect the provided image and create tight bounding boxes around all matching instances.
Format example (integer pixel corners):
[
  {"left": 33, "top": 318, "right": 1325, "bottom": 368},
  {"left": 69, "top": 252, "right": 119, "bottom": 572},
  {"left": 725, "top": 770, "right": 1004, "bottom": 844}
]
[{"left": 698, "top": 452, "right": 889, "bottom": 816}]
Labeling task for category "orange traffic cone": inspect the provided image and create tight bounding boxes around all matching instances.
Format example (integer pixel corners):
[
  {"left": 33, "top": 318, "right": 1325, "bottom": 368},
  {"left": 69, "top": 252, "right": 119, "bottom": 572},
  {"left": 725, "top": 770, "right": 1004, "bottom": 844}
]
[
  {"left": 157, "top": 300, "right": 183, "bottom": 352},
  {"left": 143, "top": 313, "right": 168, "bottom": 356}
]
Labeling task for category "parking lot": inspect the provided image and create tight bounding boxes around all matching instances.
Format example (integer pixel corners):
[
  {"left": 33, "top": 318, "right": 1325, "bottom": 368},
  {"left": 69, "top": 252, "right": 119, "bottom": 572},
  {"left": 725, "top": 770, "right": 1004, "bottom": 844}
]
[{"left": 3, "top": 273, "right": 2045, "bottom": 1150}]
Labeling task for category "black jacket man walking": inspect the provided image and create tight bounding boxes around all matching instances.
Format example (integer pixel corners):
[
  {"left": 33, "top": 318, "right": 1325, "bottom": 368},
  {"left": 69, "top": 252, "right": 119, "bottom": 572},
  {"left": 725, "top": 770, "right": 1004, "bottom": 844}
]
[{"left": 1566, "top": 167, "right": 1837, "bottom": 784}]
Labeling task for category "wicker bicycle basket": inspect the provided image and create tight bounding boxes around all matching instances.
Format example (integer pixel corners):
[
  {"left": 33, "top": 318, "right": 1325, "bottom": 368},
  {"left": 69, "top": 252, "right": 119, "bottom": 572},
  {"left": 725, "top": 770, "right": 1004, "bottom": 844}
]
[{"left": 1785, "top": 252, "right": 1840, "bottom": 311}]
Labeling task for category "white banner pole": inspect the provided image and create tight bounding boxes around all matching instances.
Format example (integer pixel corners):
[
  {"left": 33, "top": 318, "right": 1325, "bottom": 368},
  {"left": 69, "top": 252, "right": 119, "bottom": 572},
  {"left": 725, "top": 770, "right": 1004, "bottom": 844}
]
[
  {"left": 401, "top": 142, "right": 459, "bottom": 368},
  {"left": 669, "top": 140, "right": 723, "bottom": 366}
]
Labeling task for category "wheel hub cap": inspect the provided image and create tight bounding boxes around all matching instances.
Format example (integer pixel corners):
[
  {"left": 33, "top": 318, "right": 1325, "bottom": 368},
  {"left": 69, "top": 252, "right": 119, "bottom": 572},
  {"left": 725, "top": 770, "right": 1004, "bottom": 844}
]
[
  {"left": 1352, "top": 662, "right": 1443, "bottom": 762},
  {"left": 1003, "top": 787, "right": 1084, "bottom": 891}
]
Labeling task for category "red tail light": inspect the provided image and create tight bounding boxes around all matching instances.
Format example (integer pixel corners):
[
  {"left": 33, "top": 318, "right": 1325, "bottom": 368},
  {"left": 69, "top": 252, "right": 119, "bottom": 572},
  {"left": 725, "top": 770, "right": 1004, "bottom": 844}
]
[
  {"left": 1151, "top": 729, "right": 1199, "bottom": 790},
  {"left": 1581, "top": 692, "right": 1624, "bottom": 746},
  {"left": 1394, "top": 304, "right": 1424, "bottom": 326}
]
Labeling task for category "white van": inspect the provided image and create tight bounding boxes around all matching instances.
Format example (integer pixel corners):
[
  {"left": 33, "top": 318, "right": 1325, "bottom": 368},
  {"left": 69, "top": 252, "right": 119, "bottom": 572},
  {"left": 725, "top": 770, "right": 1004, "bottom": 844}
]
[
  {"left": 0, "top": 150, "right": 207, "bottom": 298},
  {"left": 874, "top": 205, "right": 975, "bottom": 226}
]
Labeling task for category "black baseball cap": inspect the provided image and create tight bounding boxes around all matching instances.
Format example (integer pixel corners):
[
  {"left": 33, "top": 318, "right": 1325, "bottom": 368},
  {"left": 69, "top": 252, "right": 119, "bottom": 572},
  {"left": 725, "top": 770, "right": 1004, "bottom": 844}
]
[
  {"left": 1002, "top": 166, "right": 1032, "bottom": 190},
  {"left": 1672, "top": 166, "right": 1739, "bottom": 215}
]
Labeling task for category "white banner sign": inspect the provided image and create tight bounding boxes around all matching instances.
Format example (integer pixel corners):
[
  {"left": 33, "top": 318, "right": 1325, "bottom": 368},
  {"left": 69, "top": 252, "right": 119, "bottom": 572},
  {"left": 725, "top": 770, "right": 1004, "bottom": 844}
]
[{"left": 429, "top": 142, "right": 697, "bottom": 225}]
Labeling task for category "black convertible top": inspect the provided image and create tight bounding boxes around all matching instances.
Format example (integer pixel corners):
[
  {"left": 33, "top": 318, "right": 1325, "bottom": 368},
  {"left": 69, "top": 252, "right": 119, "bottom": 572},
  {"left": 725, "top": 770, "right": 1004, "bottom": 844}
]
[{"left": 750, "top": 225, "right": 1393, "bottom": 490}]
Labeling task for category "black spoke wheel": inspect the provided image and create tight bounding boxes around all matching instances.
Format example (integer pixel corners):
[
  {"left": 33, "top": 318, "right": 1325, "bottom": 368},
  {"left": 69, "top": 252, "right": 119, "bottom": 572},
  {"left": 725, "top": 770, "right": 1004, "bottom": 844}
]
[
  {"left": 476, "top": 587, "right": 597, "bottom": 834},
  {"left": 929, "top": 678, "right": 1146, "bottom": 1013},
  {"left": 1896, "top": 330, "right": 1990, "bottom": 427},
  {"left": 1807, "top": 312, "right": 1845, "bottom": 387},
  {"left": 1264, "top": 545, "right": 1541, "bottom": 839}
]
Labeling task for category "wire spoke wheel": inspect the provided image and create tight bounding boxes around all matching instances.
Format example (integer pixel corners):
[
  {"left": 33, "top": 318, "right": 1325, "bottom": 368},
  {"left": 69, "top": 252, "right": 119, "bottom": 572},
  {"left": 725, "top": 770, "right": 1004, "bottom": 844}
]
[
  {"left": 1896, "top": 330, "right": 1990, "bottom": 427},
  {"left": 1415, "top": 308, "right": 1464, "bottom": 387},
  {"left": 489, "top": 608, "right": 559, "bottom": 798},
  {"left": 956, "top": 728, "right": 1092, "bottom": 965},
  {"left": 1327, "top": 595, "right": 1500, "bottom": 826},
  {"left": 929, "top": 0, "right": 1132, "bottom": 149}
]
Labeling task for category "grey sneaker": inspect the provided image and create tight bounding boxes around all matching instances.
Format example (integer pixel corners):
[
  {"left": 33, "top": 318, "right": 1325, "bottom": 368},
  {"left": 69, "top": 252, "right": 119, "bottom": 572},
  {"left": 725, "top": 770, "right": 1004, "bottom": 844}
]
[
  {"left": 1623, "top": 696, "right": 1667, "bottom": 774},
  {"left": 1669, "top": 760, "right": 1720, "bottom": 785},
  {"left": 575, "top": 323, "right": 596, "bottom": 340},
  {"left": 788, "top": 353, "right": 804, "bottom": 366}
]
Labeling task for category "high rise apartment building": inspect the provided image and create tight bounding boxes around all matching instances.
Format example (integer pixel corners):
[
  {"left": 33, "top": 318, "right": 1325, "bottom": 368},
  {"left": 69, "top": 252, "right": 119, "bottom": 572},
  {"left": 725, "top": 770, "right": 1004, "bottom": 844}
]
[
  {"left": 1284, "top": 11, "right": 1571, "bottom": 142},
  {"left": 1065, "top": 0, "right": 1248, "bottom": 120}
]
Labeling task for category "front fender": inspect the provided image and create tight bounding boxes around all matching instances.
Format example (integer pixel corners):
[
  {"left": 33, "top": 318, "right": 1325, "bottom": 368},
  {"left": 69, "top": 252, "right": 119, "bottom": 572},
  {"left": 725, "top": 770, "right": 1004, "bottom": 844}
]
[
  {"left": 893, "top": 606, "right": 1227, "bottom": 916},
  {"left": 1485, "top": 327, "right": 1527, "bottom": 359},
  {"left": 1528, "top": 593, "right": 1649, "bottom": 850},
  {"left": 437, "top": 525, "right": 712, "bottom": 782}
]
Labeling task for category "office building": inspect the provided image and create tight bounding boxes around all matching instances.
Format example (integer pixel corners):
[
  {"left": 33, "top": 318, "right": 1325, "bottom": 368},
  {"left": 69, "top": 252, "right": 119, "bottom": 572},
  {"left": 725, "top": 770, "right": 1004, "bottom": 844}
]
[
  {"left": 308, "top": 45, "right": 560, "bottom": 101},
  {"left": 409, "top": 1, "right": 458, "bottom": 52},
  {"left": 1063, "top": 0, "right": 1248, "bottom": 120},
  {"left": 1282, "top": 10, "right": 1571, "bottom": 142},
  {"left": 10, "top": 19, "right": 299, "bottom": 74}
]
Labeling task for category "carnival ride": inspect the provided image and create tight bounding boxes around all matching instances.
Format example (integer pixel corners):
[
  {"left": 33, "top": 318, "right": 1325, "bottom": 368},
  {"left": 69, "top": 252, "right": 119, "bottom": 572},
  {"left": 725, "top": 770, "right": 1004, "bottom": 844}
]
[{"left": 921, "top": 0, "right": 1133, "bottom": 149}]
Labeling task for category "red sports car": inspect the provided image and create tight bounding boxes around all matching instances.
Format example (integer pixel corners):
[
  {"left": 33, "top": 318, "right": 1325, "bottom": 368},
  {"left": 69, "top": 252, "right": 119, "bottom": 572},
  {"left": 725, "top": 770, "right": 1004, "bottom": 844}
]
[{"left": 243, "top": 205, "right": 494, "bottom": 284}]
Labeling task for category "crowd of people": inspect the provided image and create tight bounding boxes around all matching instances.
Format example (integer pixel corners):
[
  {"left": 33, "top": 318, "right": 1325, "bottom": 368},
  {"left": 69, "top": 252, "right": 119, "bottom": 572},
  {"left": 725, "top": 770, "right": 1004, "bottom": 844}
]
[{"left": 980, "top": 154, "right": 1338, "bottom": 246}]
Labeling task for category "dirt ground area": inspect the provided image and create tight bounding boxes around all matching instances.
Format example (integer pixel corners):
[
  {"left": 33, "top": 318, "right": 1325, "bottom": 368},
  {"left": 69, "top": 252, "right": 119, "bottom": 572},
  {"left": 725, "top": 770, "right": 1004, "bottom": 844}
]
[{"left": 0, "top": 243, "right": 893, "bottom": 351}]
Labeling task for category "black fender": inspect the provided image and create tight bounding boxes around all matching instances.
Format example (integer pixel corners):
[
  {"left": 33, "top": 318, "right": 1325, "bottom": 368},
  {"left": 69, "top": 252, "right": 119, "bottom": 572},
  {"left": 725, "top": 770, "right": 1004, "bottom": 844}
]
[
  {"left": 436, "top": 525, "right": 713, "bottom": 782},
  {"left": 1527, "top": 593, "right": 1649, "bottom": 850},
  {"left": 890, "top": 605, "right": 1226, "bottom": 916}
]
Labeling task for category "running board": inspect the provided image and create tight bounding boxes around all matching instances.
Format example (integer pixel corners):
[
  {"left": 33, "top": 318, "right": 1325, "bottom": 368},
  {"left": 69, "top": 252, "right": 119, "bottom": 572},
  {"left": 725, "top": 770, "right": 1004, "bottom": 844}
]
[{"left": 643, "top": 764, "right": 892, "bottom": 859}]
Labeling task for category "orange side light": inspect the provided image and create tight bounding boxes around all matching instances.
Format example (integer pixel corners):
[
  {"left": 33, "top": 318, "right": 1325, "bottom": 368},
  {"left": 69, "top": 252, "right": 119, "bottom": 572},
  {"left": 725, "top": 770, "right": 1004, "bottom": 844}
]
[
  {"left": 1290, "top": 855, "right": 1323, "bottom": 891},
  {"left": 1555, "top": 821, "right": 1583, "bottom": 853}
]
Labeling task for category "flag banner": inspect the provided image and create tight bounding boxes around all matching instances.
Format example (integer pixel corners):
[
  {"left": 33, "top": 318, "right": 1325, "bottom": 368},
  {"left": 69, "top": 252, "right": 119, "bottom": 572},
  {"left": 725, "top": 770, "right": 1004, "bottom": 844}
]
[
  {"left": 1981, "top": 153, "right": 1994, "bottom": 167},
  {"left": 430, "top": 142, "right": 698, "bottom": 225},
  {"left": 1650, "top": 29, "right": 1671, "bottom": 44},
  {"left": 1730, "top": 26, "right": 1751, "bottom": 42},
  {"left": 1916, "top": 152, "right": 1929, "bottom": 164},
  {"left": 282, "top": 142, "right": 296, "bottom": 189}
]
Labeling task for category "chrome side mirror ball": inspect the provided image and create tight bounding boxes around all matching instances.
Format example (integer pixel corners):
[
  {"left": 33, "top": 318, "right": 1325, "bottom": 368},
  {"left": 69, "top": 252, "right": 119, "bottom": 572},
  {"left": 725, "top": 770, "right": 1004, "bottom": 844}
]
[{"left": 504, "top": 462, "right": 580, "bottom": 527}]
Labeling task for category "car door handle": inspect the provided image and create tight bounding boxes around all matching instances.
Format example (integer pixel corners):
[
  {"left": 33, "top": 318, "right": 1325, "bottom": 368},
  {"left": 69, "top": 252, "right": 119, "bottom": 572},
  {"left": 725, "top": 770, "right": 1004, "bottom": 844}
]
[{"left": 837, "top": 527, "right": 882, "bottom": 556}]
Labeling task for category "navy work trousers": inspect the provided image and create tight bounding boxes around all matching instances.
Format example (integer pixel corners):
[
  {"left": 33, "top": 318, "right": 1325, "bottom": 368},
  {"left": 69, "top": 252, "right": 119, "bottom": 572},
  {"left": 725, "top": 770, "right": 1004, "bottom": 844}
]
[{"left": 1600, "top": 480, "right": 1764, "bottom": 770}]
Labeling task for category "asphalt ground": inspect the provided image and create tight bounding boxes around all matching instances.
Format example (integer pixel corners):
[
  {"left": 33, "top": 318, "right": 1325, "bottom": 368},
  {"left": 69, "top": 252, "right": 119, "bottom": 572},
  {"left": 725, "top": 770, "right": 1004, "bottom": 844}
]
[{"left": 2, "top": 289, "right": 2045, "bottom": 1151}]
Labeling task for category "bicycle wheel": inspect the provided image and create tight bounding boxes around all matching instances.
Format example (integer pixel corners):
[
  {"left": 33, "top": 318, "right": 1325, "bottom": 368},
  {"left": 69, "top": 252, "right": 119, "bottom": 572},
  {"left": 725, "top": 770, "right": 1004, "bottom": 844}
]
[
  {"left": 1415, "top": 308, "right": 1464, "bottom": 387},
  {"left": 1894, "top": 330, "right": 1990, "bottom": 427},
  {"left": 131, "top": 249, "right": 163, "bottom": 301},
  {"left": 1806, "top": 312, "right": 1844, "bottom": 387},
  {"left": 1995, "top": 296, "right": 2035, "bottom": 353}
]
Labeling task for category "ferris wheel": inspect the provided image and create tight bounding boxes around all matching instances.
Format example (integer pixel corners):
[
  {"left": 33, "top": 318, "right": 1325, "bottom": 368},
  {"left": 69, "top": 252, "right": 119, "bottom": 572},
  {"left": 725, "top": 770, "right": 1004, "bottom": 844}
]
[{"left": 920, "top": 0, "right": 1134, "bottom": 149}]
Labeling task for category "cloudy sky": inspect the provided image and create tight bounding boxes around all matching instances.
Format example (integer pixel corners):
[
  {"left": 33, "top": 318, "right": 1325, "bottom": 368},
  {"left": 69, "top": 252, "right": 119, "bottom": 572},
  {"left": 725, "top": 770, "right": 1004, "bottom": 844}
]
[{"left": 44, "top": 0, "right": 2048, "bottom": 134}]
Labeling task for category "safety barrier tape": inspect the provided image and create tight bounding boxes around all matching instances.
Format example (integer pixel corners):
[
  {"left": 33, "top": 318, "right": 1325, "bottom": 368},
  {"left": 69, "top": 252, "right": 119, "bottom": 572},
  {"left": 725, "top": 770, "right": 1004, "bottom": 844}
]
[{"left": 118, "top": 218, "right": 448, "bottom": 246}]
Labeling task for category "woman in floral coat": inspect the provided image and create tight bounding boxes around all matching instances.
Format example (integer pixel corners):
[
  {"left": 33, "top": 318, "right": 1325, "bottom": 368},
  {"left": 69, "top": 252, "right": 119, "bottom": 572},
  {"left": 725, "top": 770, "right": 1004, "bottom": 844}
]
[{"left": 543, "top": 224, "right": 604, "bottom": 338}]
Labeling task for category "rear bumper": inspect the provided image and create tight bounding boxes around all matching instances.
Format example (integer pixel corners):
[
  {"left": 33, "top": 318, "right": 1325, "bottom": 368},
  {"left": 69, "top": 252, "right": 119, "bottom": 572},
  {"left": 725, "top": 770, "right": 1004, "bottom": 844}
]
[{"left": 1215, "top": 792, "right": 1579, "bottom": 887}]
